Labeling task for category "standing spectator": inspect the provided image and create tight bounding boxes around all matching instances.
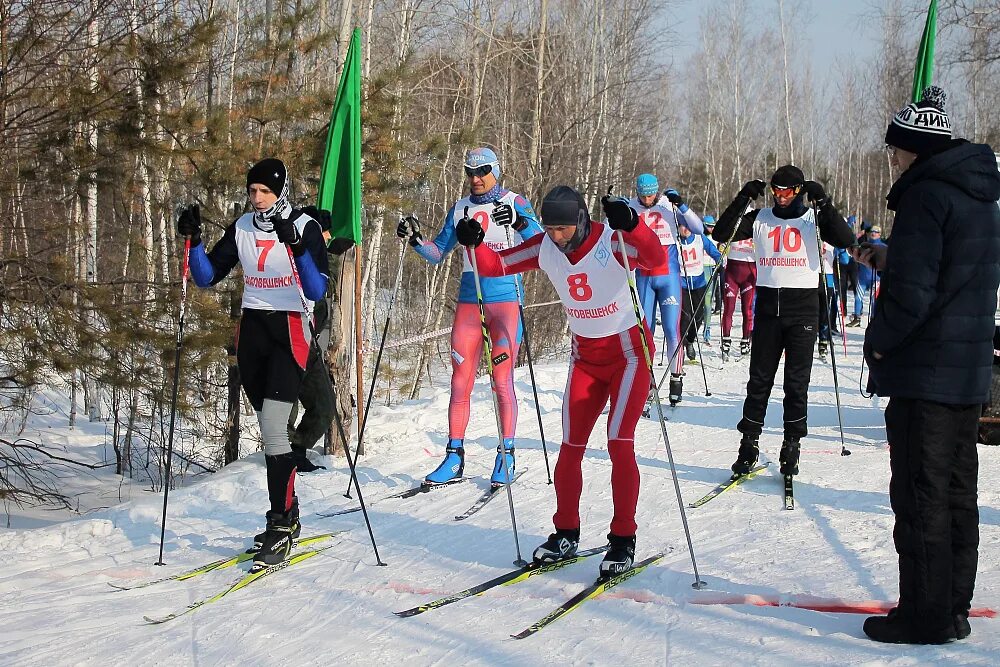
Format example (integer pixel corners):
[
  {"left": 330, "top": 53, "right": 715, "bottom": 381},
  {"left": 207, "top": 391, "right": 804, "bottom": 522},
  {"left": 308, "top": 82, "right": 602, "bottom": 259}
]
[
  {"left": 849, "top": 225, "right": 885, "bottom": 326},
  {"left": 860, "top": 86, "right": 1000, "bottom": 645}
]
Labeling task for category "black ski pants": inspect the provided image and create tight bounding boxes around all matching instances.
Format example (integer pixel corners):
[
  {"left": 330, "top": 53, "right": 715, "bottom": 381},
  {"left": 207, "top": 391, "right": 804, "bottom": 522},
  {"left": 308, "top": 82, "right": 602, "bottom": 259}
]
[
  {"left": 681, "top": 286, "right": 707, "bottom": 344},
  {"left": 290, "top": 345, "right": 335, "bottom": 449},
  {"left": 884, "top": 397, "right": 980, "bottom": 632},
  {"left": 737, "top": 313, "right": 817, "bottom": 439}
]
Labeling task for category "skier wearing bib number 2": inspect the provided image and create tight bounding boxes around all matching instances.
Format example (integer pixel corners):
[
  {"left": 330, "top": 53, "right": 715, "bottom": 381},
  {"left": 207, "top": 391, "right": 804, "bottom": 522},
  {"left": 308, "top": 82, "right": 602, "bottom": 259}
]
[
  {"left": 454, "top": 185, "right": 665, "bottom": 579},
  {"left": 629, "top": 174, "right": 703, "bottom": 405},
  {"left": 711, "top": 165, "right": 854, "bottom": 479},
  {"left": 396, "top": 148, "right": 541, "bottom": 487}
]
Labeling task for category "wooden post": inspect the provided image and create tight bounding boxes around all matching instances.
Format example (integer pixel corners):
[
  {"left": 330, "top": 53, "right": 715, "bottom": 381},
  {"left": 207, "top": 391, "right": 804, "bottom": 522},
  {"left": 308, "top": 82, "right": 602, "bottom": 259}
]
[{"left": 354, "top": 244, "right": 365, "bottom": 455}]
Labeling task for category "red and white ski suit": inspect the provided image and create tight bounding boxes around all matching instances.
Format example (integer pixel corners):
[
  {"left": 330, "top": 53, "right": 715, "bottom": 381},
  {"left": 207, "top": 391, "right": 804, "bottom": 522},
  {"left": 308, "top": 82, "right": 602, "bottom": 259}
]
[{"left": 470, "top": 221, "right": 665, "bottom": 537}]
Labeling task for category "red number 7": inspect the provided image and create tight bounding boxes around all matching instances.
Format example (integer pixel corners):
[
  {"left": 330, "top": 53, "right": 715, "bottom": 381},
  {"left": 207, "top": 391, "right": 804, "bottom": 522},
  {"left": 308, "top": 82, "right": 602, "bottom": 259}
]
[{"left": 256, "top": 239, "right": 276, "bottom": 272}]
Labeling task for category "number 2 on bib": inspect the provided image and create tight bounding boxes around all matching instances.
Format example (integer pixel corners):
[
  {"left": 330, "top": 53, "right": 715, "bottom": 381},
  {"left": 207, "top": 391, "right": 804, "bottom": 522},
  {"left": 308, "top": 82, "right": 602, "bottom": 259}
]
[{"left": 567, "top": 273, "right": 593, "bottom": 301}]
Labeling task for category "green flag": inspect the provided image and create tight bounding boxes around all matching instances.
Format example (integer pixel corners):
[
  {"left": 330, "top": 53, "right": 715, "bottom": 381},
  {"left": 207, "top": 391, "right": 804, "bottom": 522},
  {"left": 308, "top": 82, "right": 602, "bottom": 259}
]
[
  {"left": 317, "top": 28, "right": 363, "bottom": 244},
  {"left": 911, "top": 0, "right": 937, "bottom": 102}
]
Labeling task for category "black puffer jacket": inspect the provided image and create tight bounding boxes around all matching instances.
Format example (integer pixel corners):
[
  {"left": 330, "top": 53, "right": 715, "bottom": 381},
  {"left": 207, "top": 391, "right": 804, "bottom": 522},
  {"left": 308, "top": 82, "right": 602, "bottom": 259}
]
[{"left": 865, "top": 140, "right": 1000, "bottom": 404}]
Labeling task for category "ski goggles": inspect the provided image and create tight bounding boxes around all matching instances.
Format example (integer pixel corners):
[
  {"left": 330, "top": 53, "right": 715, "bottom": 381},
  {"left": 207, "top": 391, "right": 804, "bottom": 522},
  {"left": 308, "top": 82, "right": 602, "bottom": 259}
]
[
  {"left": 464, "top": 164, "right": 494, "bottom": 178},
  {"left": 769, "top": 184, "right": 801, "bottom": 197}
]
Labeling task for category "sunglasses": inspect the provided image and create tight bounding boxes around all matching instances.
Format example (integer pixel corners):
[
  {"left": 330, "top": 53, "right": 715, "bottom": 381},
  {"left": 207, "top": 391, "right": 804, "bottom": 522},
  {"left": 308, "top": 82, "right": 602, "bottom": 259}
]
[
  {"left": 464, "top": 164, "right": 493, "bottom": 178},
  {"left": 770, "top": 184, "right": 801, "bottom": 197}
]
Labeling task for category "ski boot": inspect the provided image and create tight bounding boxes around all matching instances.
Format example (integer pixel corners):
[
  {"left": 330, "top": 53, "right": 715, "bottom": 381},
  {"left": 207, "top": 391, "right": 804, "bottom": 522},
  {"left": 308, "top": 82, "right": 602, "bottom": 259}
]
[
  {"left": 779, "top": 438, "right": 801, "bottom": 476},
  {"left": 818, "top": 339, "right": 828, "bottom": 362},
  {"left": 425, "top": 439, "right": 465, "bottom": 485},
  {"left": 490, "top": 438, "right": 516, "bottom": 487},
  {"left": 721, "top": 337, "right": 732, "bottom": 362},
  {"left": 253, "top": 497, "right": 301, "bottom": 552},
  {"left": 668, "top": 374, "right": 683, "bottom": 406},
  {"left": 254, "top": 508, "right": 299, "bottom": 567},
  {"left": 847, "top": 315, "right": 862, "bottom": 328},
  {"left": 600, "top": 533, "right": 636, "bottom": 578},
  {"left": 532, "top": 527, "right": 580, "bottom": 564},
  {"left": 685, "top": 341, "right": 697, "bottom": 361},
  {"left": 731, "top": 434, "right": 759, "bottom": 476},
  {"left": 739, "top": 338, "right": 751, "bottom": 358}
]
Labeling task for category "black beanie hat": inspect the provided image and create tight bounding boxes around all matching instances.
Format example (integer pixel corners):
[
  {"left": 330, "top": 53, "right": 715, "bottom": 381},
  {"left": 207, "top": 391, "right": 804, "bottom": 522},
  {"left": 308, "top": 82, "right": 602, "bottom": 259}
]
[
  {"left": 769, "top": 165, "right": 805, "bottom": 188},
  {"left": 885, "top": 86, "right": 952, "bottom": 155},
  {"left": 246, "top": 158, "right": 287, "bottom": 194},
  {"left": 540, "top": 185, "right": 590, "bottom": 227}
]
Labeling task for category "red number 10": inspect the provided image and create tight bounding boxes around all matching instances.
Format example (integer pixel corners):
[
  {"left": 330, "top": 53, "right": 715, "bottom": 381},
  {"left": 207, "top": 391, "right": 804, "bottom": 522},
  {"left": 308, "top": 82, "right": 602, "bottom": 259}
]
[{"left": 767, "top": 226, "right": 802, "bottom": 253}]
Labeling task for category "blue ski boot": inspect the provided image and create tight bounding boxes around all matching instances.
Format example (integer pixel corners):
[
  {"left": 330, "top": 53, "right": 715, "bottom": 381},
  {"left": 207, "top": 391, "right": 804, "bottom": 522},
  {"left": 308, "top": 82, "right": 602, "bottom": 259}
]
[
  {"left": 424, "top": 439, "right": 464, "bottom": 485},
  {"left": 490, "top": 438, "right": 516, "bottom": 487}
]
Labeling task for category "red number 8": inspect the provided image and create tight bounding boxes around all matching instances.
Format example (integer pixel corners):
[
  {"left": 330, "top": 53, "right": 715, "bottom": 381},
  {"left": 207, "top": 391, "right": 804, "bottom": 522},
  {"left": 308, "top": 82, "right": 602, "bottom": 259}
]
[{"left": 567, "top": 273, "right": 592, "bottom": 301}]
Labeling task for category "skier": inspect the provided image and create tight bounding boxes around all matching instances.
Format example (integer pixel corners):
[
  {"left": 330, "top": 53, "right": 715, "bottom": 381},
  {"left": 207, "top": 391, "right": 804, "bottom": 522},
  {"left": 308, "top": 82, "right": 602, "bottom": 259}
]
[
  {"left": 396, "top": 148, "right": 541, "bottom": 486},
  {"left": 177, "top": 158, "right": 330, "bottom": 566},
  {"left": 287, "top": 206, "right": 355, "bottom": 472},
  {"left": 718, "top": 233, "right": 756, "bottom": 362},
  {"left": 701, "top": 216, "right": 720, "bottom": 346},
  {"left": 454, "top": 186, "right": 665, "bottom": 578},
  {"left": 710, "top": 165, "right": 855, "bottom": 479},
  {"left": 849, "top": 225, "right": 884, "bottom": 327},
  {"left": 678, "top": 222, "right": 722, "bottom": 363},
  {"left": 628, "top": 174, "right": 703, "bottom": 404},
  {"left": 817, "top": 242, "right": 849, "bottom": 361}
]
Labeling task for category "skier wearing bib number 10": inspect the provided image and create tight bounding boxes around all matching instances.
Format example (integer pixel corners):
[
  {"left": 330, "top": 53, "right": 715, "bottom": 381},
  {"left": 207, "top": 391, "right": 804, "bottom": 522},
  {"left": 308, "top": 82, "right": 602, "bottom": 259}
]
[
  {"left": 395, "top": 148, "right": 542, "bottom": 487},
  {"left": 454, "top": 185, "right": 665, "bottom": 578},
  {"left": 628, "top": 174, "right": 703, "bottom": 406},
  {"left": 710, "top": 165, "right": 854, "bottom": 480}
]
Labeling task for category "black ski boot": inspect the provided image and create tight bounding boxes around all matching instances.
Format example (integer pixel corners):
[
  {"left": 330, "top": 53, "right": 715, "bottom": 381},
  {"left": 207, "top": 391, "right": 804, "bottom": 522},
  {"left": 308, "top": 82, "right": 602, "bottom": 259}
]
[
  {"left": 721, "top": 337, "right": 732, "bottom": 362},
  {"left": 253, "top": 509, "right": 298, "bottom": 567},
  {"left": 600, "top": 533, "right": 636, "bottom": 579},
  {"left": 532, "top": 528, "right": 580, "bottom": 564},
  {"left": 253, "top": 497, "right": 301, "bottom": 551},
  {"left": 731, "top": 434, "right": 759, "bottom": 476},
  {"left": 668, "top": 374, "right": 683, "bottom": 406},
  {"left": 739, "top": 338, "right": 751, "bottom": 358},
  {"left": 847, "top": 314, "right": 861, "bottom": 328},
  {"left": 685, "top": 341, "right": 697, "bottom": 361},
  {"left": 779, "top": 438, "right": 801, "bottom": 476}
]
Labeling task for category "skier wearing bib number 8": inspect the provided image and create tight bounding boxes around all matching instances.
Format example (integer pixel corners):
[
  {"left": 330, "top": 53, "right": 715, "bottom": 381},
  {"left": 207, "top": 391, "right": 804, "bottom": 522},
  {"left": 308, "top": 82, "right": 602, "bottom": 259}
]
[
  {"left": 396, "top": 147, "right": 542, "bottom": 487},
  {"left": 710, "top": 165, "right": 854, "bottom": 478},
  {"left": 628, "top": 174, "right": 703, "bottom": 406},
  {"left": 454, "top": 185, "right": 665, "bottom": 578}
]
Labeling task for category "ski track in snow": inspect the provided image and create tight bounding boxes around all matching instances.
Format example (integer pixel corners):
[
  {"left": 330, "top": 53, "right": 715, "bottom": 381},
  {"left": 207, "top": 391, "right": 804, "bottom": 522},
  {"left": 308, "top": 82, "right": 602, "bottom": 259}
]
[{"left": 1, "top": 324, "right": 999, "bottom": 666}]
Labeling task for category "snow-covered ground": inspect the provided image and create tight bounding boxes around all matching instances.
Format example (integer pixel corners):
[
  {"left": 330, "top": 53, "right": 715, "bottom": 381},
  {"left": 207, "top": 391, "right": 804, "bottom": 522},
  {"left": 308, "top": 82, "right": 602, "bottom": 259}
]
[{"left": 1, "top": 324, "right": 998, "bottom": 666}]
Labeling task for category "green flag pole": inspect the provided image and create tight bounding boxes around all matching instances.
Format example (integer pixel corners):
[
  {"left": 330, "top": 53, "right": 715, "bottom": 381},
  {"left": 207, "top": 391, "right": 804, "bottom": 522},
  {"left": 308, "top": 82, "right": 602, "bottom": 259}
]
[{"left": 911, "top": 0, "right": 937, "bottom": 102}]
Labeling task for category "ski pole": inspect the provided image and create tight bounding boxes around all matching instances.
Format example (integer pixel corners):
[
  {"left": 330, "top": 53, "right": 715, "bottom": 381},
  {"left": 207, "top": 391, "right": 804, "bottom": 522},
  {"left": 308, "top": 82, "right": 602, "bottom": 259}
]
[
  {"left": 609, "top": 213, "right": 705, "bottom": 589},
  {"left": 672, "top": 208, "right": 711, "bottom": 397},
  {"left": 285, "top": 244, "right": 387, "bottom": 566},
  {"left": 344, "top": 223, "right": 410, "bottom": 498},
  {"left": 156, "top": 236, "right": 191, "bottom": 566},
  {"left": 812, "top": 223, "right": 851, "bottom": 457},
  {"left": 833, "top": 260, "right": 848, "bottom": 355},
  {"left": 503, "top": 223, "right": 553, "bottom": 485},
  {"left": 466, "top": 207, "right": 526, "bottom": 567}
]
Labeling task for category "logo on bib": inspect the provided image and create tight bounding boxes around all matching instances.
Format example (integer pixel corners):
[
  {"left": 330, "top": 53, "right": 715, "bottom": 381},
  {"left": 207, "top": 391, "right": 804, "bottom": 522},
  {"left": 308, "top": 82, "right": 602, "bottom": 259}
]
[{"left": 594, "top": 241, "right": 610, "bottom": 267}]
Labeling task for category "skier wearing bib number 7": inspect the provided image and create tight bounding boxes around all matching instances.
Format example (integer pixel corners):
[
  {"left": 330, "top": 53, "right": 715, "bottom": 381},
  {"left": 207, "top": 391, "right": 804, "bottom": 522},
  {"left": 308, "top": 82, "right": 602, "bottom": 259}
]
[
  {"left": 710, "top": 165, "right": 855, "bottom": 478},
  {"left": 453, "top": 185, "right": 665, "bottom": 578},
  {"left": 395, "top": 147, "right": 542, "bottom": 487}
]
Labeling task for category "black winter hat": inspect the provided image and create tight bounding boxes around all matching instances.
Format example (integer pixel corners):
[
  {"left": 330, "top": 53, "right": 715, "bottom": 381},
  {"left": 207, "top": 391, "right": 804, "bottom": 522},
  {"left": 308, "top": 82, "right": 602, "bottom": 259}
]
[
  {"left": 540, "top": 185, "right": 590, "bottom": 227},
  {"left": 885, "top": 86, "right": 953, "bottom": 155},
  {"left": 246, "top": 158, "right": 288, "bottom": 194},
  {"left": 769, "top": 165, "right": 805, "bottom": 188}
]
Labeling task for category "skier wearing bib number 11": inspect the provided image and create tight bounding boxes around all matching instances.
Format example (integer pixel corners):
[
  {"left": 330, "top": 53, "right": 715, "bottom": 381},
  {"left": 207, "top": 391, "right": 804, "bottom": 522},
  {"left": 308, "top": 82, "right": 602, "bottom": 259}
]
[
  {"left": 454, "top": 185, "right": 665, "bottom": 578},
  {"left": 628, "top": 174, "right": 703, "bottom": 406},
  {"left": 396, "top": 147, "right": 542, "bottom": 487},
  {"left": 710, "top": 165, "right": 854, "bottom": 479}
]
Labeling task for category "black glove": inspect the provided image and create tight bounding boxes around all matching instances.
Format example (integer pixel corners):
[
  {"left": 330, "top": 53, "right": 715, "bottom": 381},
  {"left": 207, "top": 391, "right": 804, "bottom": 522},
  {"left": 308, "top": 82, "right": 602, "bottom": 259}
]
[
  {"left": 455, "top": 207, "right": 485, "bottom": 247},
  {"left": 300, "top": 205, "right": 332, "bottom": 233},
  {"left": 738, "top": 180, "right": 766, "bottom": 200},
  {"left": 664, "top": 188, "right": 684, "bottom": 207},
  {"left": 177, "top": 205, "right": 202, "bottom": 245},
  {"left": 492, "top": 201, "right": 514, "bottom": 227},
  {"left": 803, "top": 180, "right": 828, "bottom": 207},
  {"left": 328, "top": 237, "right": 354, "bottom": 256},
  {"left": 273, "top": 216, "right": 304, "bottom": 255},
  {"left": 396, "top": 215, "right": 423, "bottom": 247},
  {"left": 601, "top": 196, "right": 638, "bottom": 232}
]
